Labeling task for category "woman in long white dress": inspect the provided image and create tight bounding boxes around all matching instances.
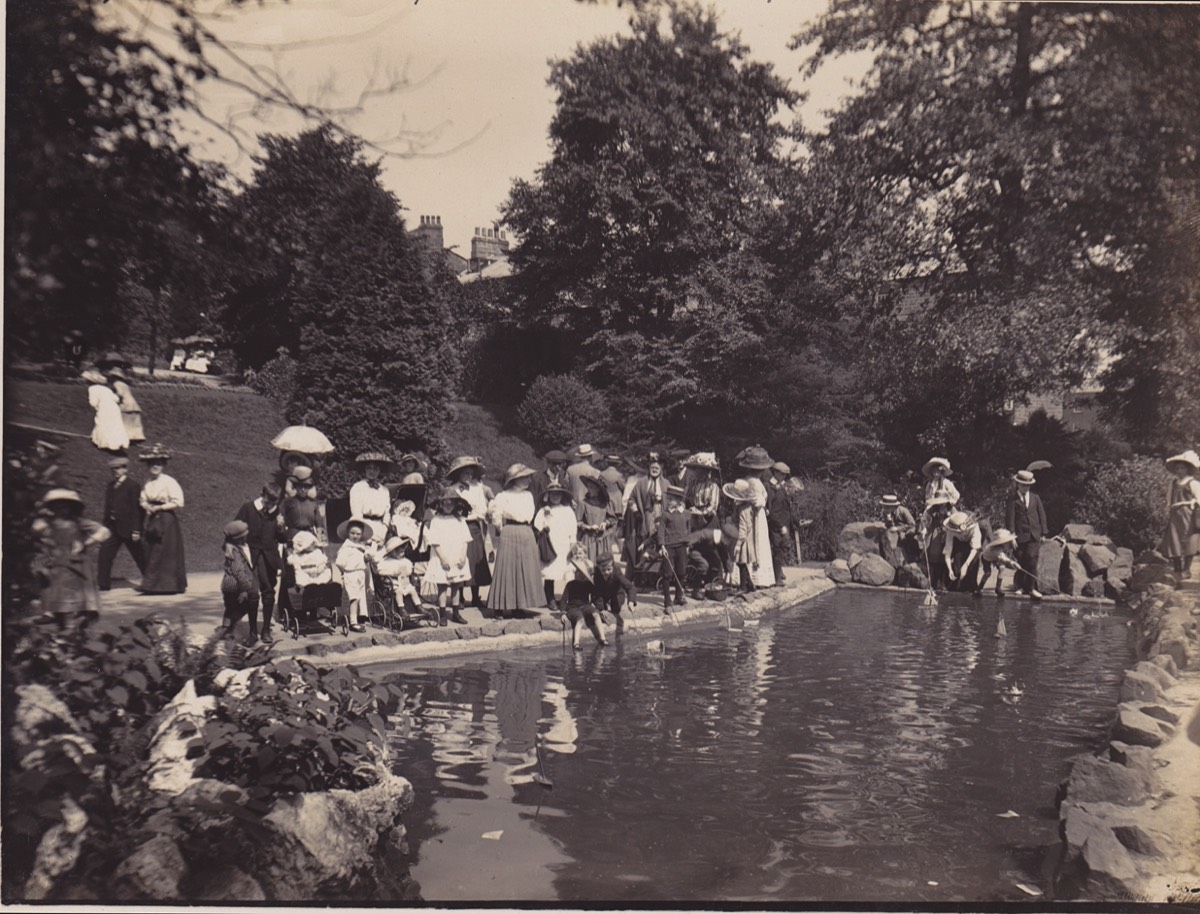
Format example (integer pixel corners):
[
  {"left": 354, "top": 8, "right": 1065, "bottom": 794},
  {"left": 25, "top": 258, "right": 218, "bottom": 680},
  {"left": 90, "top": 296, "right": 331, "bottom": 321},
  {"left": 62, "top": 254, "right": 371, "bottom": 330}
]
[
  {"left": 105, "top": 367, "right": 145, "bottom": 443},
  {"left": 736, "top": 446, "right": 776, "bottom": 588},
  {"left": 83, "top": 369, "right": 129, "bottom": 453}
]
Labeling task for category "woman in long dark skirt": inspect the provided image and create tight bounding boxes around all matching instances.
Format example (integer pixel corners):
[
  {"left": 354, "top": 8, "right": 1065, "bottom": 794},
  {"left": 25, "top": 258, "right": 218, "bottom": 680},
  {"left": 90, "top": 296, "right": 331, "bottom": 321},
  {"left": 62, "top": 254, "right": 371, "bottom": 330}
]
[
  {"left": 447, "top": 456, "right": 494, "bottom": 608},
  {"left": 137, "top": 443, "right": 188, "bottom": 594},
  {"left": 486, "top": 464, "right": 543, "bottom": 618}
]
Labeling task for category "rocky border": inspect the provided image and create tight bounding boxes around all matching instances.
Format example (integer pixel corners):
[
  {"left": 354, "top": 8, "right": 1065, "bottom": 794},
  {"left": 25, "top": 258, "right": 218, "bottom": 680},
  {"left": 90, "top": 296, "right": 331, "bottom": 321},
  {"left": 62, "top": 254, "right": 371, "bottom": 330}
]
[
  {"left": 271, "top": 567, "right": 836, "bottom": 669},
  {"left": 1054, "top": 582, "right": 1200, "bottom": 902}
]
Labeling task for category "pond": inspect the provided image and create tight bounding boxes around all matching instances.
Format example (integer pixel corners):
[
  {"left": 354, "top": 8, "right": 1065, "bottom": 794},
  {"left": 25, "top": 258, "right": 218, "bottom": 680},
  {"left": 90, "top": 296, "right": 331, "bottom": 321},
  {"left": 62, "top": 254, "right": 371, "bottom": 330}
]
[{"left": 372, "top": 588, "right": 1134, "bottom": 904}]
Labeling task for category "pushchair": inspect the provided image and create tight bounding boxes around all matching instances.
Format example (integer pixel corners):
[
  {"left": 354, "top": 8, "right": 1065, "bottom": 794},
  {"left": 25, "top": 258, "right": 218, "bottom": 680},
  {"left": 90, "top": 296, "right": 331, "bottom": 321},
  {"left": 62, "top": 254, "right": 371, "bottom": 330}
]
[
  {"left": 276, "top": 580, "right": 346, "bottom": 638},
  {"left": 628, "top": 538, "right": 707, "bottom": 595},
  {"left": 368, "top": 567, "right": 441, "bottom": 631}
]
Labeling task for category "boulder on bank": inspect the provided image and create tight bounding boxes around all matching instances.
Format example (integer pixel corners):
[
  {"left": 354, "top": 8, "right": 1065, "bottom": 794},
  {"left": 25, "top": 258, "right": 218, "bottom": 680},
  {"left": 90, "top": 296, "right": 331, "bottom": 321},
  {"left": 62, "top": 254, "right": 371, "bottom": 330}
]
[
  {"left": 835, "top": 523, "right": 883, "bottom": 562},
  {"left": 1062, "top": 754, "right": 1153, "bottom": 806},
  {"left": 1062, "top": 523, "right": 1096, "bottom": 543},
  {"left": 1035, "top": 538, "right": 1066, "bottom": 594},
  {"left": 824, "top": 559, "right": 853, "bottom": 584},
  {"left": 1129, "top": 565, "right": 1177, "bottom": 593},
  {"left": 1062, "top": 545, "right": 1090, "bottom": 597},
  {"left": 896, "top": 562, "right": 930, "bottom": 589},
  {"left": 1080, "top": 544, "right": 1117, "bottom": 575},
  {"left": 851, "top": 553, "right": 895, "bottom": 586},
  {"left": 1110, "top": 704, "right": 1175, "bottom": 747},
  {"left": 1084, "top": 533, "right": 1116, "bottom": 548}
]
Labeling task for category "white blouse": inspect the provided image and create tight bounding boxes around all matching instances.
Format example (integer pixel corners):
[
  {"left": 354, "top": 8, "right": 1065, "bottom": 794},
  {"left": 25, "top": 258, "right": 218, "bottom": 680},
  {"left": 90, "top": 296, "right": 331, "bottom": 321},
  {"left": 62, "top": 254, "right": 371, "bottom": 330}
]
[
  {"left": 457, "top": 481, "right": 493, "bottom": 523},
  {"left": 349, "top": 479, "right": 392, "bottom": 520},
  {"left": 140, "top": 474, "right": 185, "bottom": 511},
  {"left": 487, "top": 489, "right": 535, "bottom": 527}
]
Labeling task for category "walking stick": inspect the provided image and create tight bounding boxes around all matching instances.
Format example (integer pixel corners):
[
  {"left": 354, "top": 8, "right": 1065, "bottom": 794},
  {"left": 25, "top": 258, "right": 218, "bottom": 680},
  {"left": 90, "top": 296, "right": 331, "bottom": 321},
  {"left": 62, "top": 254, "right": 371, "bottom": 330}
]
[{"left": 661, "top": 550, "right": 684, "bottom": 628}]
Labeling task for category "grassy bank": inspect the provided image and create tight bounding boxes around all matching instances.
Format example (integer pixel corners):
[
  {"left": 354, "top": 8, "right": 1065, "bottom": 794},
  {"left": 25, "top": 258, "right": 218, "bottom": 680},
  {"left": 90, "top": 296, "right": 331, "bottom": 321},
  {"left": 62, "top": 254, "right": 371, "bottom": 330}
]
[{"left": 6, "top": 379, "right": 540, "bottom": 572}]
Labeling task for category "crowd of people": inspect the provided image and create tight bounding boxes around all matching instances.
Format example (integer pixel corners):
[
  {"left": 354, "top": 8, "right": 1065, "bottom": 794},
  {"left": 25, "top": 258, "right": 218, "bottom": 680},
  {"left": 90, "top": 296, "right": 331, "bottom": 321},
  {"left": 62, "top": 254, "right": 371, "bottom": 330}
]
[{"left": 33, "top": 374, "right": 1200, "bottom": 648}]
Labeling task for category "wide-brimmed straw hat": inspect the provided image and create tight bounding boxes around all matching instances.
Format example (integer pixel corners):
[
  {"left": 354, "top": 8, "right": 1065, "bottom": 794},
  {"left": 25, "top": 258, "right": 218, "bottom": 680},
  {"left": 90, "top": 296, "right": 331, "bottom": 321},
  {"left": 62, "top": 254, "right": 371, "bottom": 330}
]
[
  {"left": 81, "top": 369, "right": 108, "bottom": 385},
  {"left": 223, "top": 520, "right": 249, "bottom": 540},
  {"left": 435, "top": 486, "right": 470, "bottom": 512},
  {"left": 925, "top": 494, "right": 953, "bottom": 508},
  {"left": 988, "top": 528, "right": 1018, "bottom": 549},
  {"left": 722, "top": 479, "right": 755, "bottom": 503},
  {"left": 291, "top": 530, "right": 319, "bottom": 552},
  {"left": 1012, "top": 470, "right": 1037, "bottom": 486},
  {"left": 503, "top": 463, "right": 536, "bottom": 488},
  {"left": 922, "top": 457, "right": 953, "bottom": 478},
  {"left": 279, "top": 450, "right": 312, "bottom": 471},
  {"left": 736, "top": 446, "right": 773, "bottom": 471},
  {"left": 1166, "top": 449, "right": 1200, "bottom": 470},
  {"left": 138, "top": 443, "right": 172, "bottom": 463},
  {"left": 772, "top": 461, "right": 791, "bottom": 475},
  {"left": 355, "top": 451, "right": 396, "bottom": 470},
  {"left": 383, "top": 534, "right": 412, "bottom": 555},
  {"left": 603, "top": 453, "right": 623, "bottom": 465},
  {"left": 397, "top": 453, "right": 427, "bottom": 472},
  {"left": 542, "top": 482, "right": 574, "bottom": 505},
  {"left": 683, "top": 451, "right": 719, "bottom": 471},
  {"left": 446, "top": 456, "right": 485, "bottom": 479},
  {"left": 40, "top": 488, "right": 84, "bottom": 507},
  {"left": 879, "top": 494, "right": 902, "bottom": 507},
  {"left": 336, "top": 516, "right": 380, "bottom": 541},
  {"left": 574, "top": 444, "right": 595, "bottom": 458},
  {"left": 943, "top": 511, "right": 976, "bottom": 533}
]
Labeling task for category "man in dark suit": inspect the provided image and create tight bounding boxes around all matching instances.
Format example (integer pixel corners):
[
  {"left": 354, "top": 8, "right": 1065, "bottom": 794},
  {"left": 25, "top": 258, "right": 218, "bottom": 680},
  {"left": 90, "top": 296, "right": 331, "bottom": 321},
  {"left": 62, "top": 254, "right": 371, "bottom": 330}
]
[
  {"left": 236, "top": 482, "right": 287, "bottom": 644},
  {"left": 1006, "top": 469, "right": 1047, "bottom": 599},
  {"left": 97, "top": 457, "right": 144, "bottom": 590},
  {"left": 528, "top": 449, "right": 567, "bottom": 509},
  {"left": 767, "top": 461, "right": 795, "bottom": 587}
]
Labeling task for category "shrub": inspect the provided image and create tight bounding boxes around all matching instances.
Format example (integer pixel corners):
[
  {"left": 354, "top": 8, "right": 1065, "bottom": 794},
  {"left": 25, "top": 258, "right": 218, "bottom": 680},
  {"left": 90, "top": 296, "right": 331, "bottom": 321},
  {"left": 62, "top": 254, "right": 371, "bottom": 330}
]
[
  {"left": 789, "top": 478, "right": 880, "bottom": 562},
  {"left": 1075, "top": 456, "right": 1170, "bottom": 553},
  {"left": 245, "top": 346, "right": 297, "bottom": 407},
  {"left": 516, "top": 373, "right": 611, "bottom": 454}
]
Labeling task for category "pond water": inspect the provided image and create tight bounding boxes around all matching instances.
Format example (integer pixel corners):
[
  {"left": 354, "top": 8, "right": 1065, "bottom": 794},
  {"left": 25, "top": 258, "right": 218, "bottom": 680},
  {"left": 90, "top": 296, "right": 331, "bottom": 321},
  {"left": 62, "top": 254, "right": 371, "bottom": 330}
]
[{"left": 371, "top": 589, "right": 1134, "bottom": 904}]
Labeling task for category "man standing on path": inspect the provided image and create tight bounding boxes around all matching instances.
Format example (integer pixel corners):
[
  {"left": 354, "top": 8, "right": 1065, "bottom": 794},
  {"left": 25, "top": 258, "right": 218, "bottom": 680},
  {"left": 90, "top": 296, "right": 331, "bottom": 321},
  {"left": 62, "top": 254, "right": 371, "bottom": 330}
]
[
  {"left": 97, "top": 456, "right": 144, "bottom": 590},
  {"left": 1006, "top": 469, "right": 1047, "bottom": 599},
  {"left": 235, "top": 483, "right": 288, "bottom": 643},
  {"left": 566, "top": 444, "right": 602, "bottom": 520},
  {"left": 767, "top": 461, "right": 794, "bottom": 587},
  {"left": 528, "top": 449, "right": 567, "bottom": 508},
  {"left": 598, "top": 453, "right": 626, "bottom": 517}
]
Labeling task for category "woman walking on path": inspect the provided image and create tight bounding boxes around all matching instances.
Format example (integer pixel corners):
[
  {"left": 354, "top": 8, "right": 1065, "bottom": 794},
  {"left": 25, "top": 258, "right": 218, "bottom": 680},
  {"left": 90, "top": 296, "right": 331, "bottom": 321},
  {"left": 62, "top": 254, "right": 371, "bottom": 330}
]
[
  {"left": 32, "top": 488, "right": 111, "bottom": 629},
  {"left": 137, "top": 444, "right": 187, "bottom": 594},
  {"left": 446, "top": 456, "right": 494, "bottom": 609},
  {"left": 735, "top": 446, "right": 776, "bottom": 588},
  {"left": 487, "top": 464, "right": 544, "bottom": 618},
  {"left": 105, "top": 366, "right": 145, "bottom": 444},
  {"left": 1161, "top": 449, "right": 1200, "bottom": 579},
  {"left": 83, "top": 369, "right": 129, "bottom": 454}
]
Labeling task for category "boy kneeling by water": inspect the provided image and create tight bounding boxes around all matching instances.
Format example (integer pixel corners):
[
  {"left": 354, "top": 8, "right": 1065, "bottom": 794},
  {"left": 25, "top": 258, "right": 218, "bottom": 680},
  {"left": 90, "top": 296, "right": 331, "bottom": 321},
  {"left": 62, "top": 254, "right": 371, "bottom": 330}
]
[
  {"left": 592, "top": 553, "right": 637, "bottom": 631},
  {"left": 563, "top": 545, "right": 610, "bottom": 649}
]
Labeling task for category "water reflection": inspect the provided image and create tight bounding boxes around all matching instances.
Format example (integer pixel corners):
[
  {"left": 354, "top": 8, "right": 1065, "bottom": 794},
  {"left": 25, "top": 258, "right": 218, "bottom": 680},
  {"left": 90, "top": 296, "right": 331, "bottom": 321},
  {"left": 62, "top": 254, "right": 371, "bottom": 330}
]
[{"left": 376, "top": 589, "right": 1133, "bottom": 903}]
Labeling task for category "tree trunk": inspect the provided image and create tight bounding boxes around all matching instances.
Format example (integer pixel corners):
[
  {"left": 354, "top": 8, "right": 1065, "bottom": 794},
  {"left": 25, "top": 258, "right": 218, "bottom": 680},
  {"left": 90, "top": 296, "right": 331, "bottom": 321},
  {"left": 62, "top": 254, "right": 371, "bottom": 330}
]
[{"left": 148, "top": 286, "right": 161, "bottom": 376}]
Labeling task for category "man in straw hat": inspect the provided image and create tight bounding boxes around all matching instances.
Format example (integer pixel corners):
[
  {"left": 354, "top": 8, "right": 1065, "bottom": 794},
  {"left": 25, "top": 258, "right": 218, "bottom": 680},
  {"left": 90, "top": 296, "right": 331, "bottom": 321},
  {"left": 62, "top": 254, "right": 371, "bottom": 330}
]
[
  {"left": 597, "top": 453, "right": 627, "bottom": 516},
  {"left": 877, "top": 494, "right": 917, "bottom": 566},
  {"left": 98, "top": 456, "right": 144, "bottom": 591},
  {"left": 1006, "top": 469, "right": 1047, "bottom": 599},
  {"left": 1161, "top": 449, "right": 1200, "bottom": 578},
  {"left": 566, "top": 444, "right": 602, "bottom": 520}
]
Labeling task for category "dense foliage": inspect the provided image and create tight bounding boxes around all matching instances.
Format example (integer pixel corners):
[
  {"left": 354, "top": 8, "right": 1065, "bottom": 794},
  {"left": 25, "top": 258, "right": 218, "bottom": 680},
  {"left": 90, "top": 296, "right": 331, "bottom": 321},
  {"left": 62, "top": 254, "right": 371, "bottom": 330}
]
[
  {"left": 224, "top": 127, "right": 459, "bottom": 489},
  {"left": 1075, "top": 457, "right": 1171, "bottom": 554},
  {"left": 516, "top": 374, "right": 612, "bottom": 454}
]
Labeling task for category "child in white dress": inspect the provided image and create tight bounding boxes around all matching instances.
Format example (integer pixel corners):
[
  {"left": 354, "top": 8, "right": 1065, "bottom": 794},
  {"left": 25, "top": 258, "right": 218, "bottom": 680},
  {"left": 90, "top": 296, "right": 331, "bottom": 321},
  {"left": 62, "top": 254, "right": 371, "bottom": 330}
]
[
  {"left": 335, "top": 518, "right": 378, "bottom": 632},
  {"left": 533, "top": 484, "right": 578, "bottom": 613},
  {"left": 424, "top": 489, "right": 472, "bottom": 624}
]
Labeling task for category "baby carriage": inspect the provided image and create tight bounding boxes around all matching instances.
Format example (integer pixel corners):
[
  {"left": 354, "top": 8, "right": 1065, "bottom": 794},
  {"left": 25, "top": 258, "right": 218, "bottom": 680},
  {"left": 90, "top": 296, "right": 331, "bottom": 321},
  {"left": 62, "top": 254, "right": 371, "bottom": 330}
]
[
  {"left": 368, "top": 567, "right": 441, "bottom": 631},
  {"left": 628, "top": 538, "right": 706, "bottom": 595},
  {"left": 277, "top": 580, "right": 346, "bottom": 638}
]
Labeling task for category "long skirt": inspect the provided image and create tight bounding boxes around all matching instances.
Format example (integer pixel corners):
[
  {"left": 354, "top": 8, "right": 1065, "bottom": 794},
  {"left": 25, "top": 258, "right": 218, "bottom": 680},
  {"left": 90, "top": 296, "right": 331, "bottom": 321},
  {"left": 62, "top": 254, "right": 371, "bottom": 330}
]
[
  {"left": 579, "top": 527, "right": 616, "bottom": 564},
  {"left": 487, "top": 525, "right": 543, "bottom": 613},
  {"left": 1161, "top": 505, "right": 1200, "bottom": 558},
  {"left": 466, "top": 520, "right": 492, "bottom": 587},
  {"left": 122, "top": 410, "right": 145, "bottom": 443},
  {"left": 141, "top": 511, "right": 188, "bottom": 594},
  {"left": 750, "top": 507, "right": 775, "bottom": 587}
]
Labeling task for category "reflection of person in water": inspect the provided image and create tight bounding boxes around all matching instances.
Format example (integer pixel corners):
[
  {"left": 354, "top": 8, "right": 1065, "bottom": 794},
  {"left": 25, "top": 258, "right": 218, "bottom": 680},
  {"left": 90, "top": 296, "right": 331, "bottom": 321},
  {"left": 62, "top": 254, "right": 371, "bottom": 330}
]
[
  {"left": 492, "top": 663, "right": 547, "bottom": 781},
  {"left": 540, "top": 680, "right": 579, "bottom": 755}
]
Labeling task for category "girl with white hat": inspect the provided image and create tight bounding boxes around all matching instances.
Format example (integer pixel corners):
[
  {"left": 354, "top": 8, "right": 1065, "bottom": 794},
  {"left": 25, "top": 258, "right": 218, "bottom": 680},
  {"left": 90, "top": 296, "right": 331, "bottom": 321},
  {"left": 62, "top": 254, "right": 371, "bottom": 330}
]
[
  {"left": 922, "top": 457, "right": 961, "bottom": 508},
  {"left": 977, "top": 529, "right": 1020, "bottom": 597},
  {"left": 1161, "top": 450, "right": 1200, "bottom": 578}
]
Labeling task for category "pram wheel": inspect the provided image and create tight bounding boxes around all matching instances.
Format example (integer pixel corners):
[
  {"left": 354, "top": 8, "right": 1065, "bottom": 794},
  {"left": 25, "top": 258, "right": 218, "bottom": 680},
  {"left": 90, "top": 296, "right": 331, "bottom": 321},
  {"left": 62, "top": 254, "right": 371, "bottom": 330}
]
[
  {"left": 423, "top": 604, "right": 442, "bottom": 628},
  {"left": 368, "top": 598, "right": 389, "bottom": 629}
]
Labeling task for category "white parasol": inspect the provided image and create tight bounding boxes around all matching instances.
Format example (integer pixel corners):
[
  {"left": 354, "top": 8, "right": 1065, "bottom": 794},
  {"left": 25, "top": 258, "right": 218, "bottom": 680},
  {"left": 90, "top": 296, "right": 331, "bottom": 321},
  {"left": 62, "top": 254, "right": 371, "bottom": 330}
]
[{"left": 271, "top": 425, "right": 334, "bottom": 455}]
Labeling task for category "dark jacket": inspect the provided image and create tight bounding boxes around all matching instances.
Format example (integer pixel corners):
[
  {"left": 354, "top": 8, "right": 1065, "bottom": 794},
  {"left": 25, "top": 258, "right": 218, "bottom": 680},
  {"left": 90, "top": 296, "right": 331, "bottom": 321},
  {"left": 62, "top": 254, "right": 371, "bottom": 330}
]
[
  {"left": 235, "top": 499, "right": 286, "bottom": 570},
  {"left": 103, "top": 476, "right": 143, "bottom": 539},
  {"left": 221, "top": 542, "right": 260, "bottom": 599},
  {"left": 766, "top": 481, "right": 794, "bottom": 533},
  {"left": 592, "top": 566, "right": 636, "bottom": 607},
  {"left": 656, "top": 509, "right": 692, "bottom": 548},
  {"left": 1006, "top": 491, "right": 1049, "bottom": 544}
]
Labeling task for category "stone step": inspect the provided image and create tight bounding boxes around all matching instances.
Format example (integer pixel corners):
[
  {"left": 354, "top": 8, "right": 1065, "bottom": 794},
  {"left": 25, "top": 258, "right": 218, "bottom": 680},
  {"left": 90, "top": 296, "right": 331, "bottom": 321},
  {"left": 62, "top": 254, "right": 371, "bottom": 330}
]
[{"left": 1178, "top": 579, "right": 1200, "bottom": 593}]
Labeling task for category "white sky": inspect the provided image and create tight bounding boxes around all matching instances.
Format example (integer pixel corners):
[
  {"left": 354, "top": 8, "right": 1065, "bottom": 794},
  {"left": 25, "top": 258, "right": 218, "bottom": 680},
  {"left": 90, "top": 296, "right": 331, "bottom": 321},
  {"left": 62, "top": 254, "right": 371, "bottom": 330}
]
[{"left": 110, "top": 0, "right": 869, "bottom": 253}]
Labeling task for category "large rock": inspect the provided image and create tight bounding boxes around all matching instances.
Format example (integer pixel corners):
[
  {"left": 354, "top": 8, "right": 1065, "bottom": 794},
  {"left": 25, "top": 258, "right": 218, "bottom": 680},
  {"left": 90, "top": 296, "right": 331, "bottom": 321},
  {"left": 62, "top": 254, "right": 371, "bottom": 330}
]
[
  {"left": 1120, "top": 668, "right": 1165, "bottom": 703},
  {"left": 851, "top": 553, "right": 895, "bottom": 586},
  {"left": 896, "top": 562, "right": 930, "bottom": 589},
  {"left": 1062, "top": 545, "right": 1090, "bottom": 597},
  {"left": 1084, "top": 533, "right": 1116, "bottom": 548},
  {"left": 147, "top": 680, "right": 217, "bottom": 795},
  {"left": 1063, "top": 754, "right": 1153, "bottom": 806},
  {"left": 1035, "top": 537, "right": 1065, "bottom": 594},
  {"left": 504, "top": 619, "right": 542, "bottom": 635},
  {"left": 1110, "top": 547, "right": 1135, "bottom": 571},
  {"left": 1080, "top": 544, "right": 1117, "bottom": 575},
  {"left": 260, "top": 772, "right": 413, "bottom": 900},
  {"left": 1060, "top": 802, "right": 1142, "bottom": 897},
  {"left": 1062, "top": 523, "right": 1096, "bottom": 543},
  {"left": 824, "top": 559, "right": 852, "bottom": 584},
  {"left": 1134, "top": 550, "right": 1168, "bottom": 566},
  {"left": 1110, "top": 704, "right": 1175, "bottom": 747},
  {"left": 1128, "top": 564, "right": 1177, "bottom": 593},
  {"left": 112, "top": 834, "right": 187, "bottom": 901},
  {"left": 835, "top": 522, "right": 883, "bottom": 562}
]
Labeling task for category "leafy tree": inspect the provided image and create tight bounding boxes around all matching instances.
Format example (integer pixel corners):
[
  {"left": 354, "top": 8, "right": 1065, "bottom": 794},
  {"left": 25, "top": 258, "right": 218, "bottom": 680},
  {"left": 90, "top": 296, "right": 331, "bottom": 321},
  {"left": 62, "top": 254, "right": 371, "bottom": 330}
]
[
  {"left": 503, "top": 3, "right": 796, "bottom": 443},
  {"left": 516, "top": 374, "right": 611, "bottom": 454},
  {"left": 787, "top": 2, "right": 1200, "bottom": 457},
  {"left": 224, "top": 127, "right": 457, "bottom": 489}
]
